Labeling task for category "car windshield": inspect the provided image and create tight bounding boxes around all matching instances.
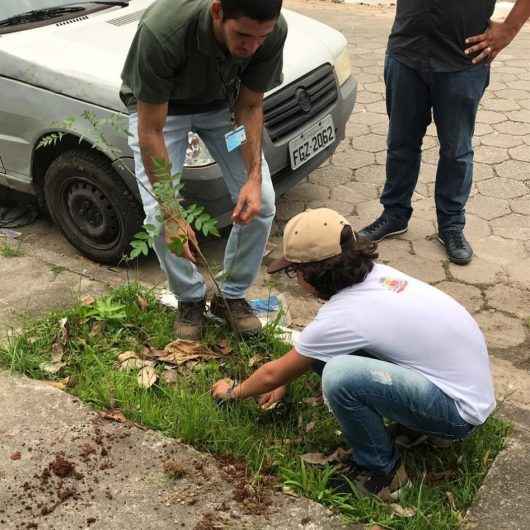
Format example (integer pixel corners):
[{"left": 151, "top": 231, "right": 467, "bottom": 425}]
[{"left": 0, "top": 1, "right": 117, "bottom": 20}]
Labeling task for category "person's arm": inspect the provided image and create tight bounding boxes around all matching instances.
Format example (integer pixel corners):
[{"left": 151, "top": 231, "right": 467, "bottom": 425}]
[
  {"left": 465, "top": 0, "right": 530, "bottom": 63},
  {"left": 212, "top": 348, "right": 315, "bottom": 400},
  {"left": 231, "top": 84, "right": 265, "bottom": 225}
]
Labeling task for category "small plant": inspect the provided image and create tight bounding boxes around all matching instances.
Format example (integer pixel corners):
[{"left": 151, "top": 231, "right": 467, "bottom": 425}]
[
  {"left": 0, "top": 240, "right": 24, "bottom": 257},
  {"left": 84, "top": 296, "right": 127, "bottom": 322}
]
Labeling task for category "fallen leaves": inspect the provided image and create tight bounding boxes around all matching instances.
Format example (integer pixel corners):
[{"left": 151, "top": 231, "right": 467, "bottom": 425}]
[
  {"left": 389, "top": 503, "right": 416, "bottom": 518},
  {"left": 300, "top": 447, "right": 352, "bottom": 466},
  {"left": 44, "top": 377, "right": 71, "bottom": 391},
  {"left": 138, "top": 366, "right": 157, "bottom": 388},
  {"left": 159, "top": 339, "right": 221, "bottom": 365},
  {"left": 136, "top": 295, "right": 149, "bottom": 312},
  {"left": 40, "top": 317, "right": 69, "bottom": 374},
  {"left": 10, "top": 451, "right": 21, "bottom": 461},
  {"left": 80, "top": 294, "right": 95, "bottom": 306}
]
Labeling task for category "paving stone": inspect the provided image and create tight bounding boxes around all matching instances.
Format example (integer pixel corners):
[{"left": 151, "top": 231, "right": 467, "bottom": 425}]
[
  {"left": 383, "top": 252, "right": 446, "bottom": 283},
  {"left": 509, "top": 79, "right": 530, "bottom": 91},
  {"left": 375, "top": 150, "right": 387, "bottom": 165},
  {"left": 505, "top": 257, "right": 530, "bottom": 289},
  {"left": 474, "top": 235, "right": 528, "bottom": 266},
  {"left": 509, "top": 144, "right": 530, "bottom": 162},
  {"left": 376, "top": 237, "right": 412, "bottom": 261},
  {"left": 486, "top": 284, "right": 530, "bottom": 319},
  {"left": 409, "top": 197, "right": 436, "bottom": 222},
  {"left": 473, "top": 162, "right": 495, "bottom": 181},
  {"left": 494, "top": 88, "right": 530, "bottom": 100},
  {"left": 474, "top": 310, "right": 527, "bottom": 349},
  {"left": 448, "top": 257, "right": 505, "bottom": 285},
  {"left": 474, "top": 145, "right": 510, "bottom": 164},
  {"left": 418, "top": 163, "right": 437, "bottom": 184},
  {"left": 283, "top": 182, "right": 330, "bottom": 202},
  {"left": 467, "top": 194, "right": 511, "bottom": 220},
  {"left": 308, "top": 165, "right": 353, "bottom": 188},
  {"left": 352, "top": 133, "right": 387, "bottom": 153},
  {"left": 480, "top": 132, "right": 523, "bottom": 148},
  {"left": 351, "top": 110, "right": 388, "bottom": 125},
  {"left": 436, "top": 281, "right": 484, "bottom": 313},
  {"left": 507, "top": 109, "right": 530, "bottom": 123},
  {"left": 331, "top": 181, "right": 380, "bottom": 202},
  {"left": 354, "top": 199, "right": 382, "bottom": 226},
  {"left": 370, "top": 122, "right": 389, "bottom": 136},
  {"left": 276, "top": 199, "right": 306, "bottom": 222},
  {"left": 475, "top": 110, "right": 507, "bottom": 125},
  {"left": 356, "top": 73, "right": 380, "bottom": 84},
  {"left": 491, "top": 213, "right": 530, "bottom": 240},
  {"left": 480, "top": 98, "right": 521, "bottom": 112},
  {"left": 494, "top": 121, "right": 530, "bottom": 135},
  {"left": 345, "top": 121, "right": 371, "bottom": 138},
  {"left": 474, "top": 122, "right": 495, "bottom": 136},
  {"left": 307, "top": 199, "right": 355, "bottom": 217},
  {"left": 494, "top": 159, "right": 530, "bottom": 181},
  {"left": 520, "top": 99, "right": 530, "bottom": 110},
  {"left": 364, "top": 101, "right": 387, "bottom": 114},
  {"left": 421, "top": 146, "right": 440, "bottom": 165},
  {"left": 510, "top": 196, "right": 530, "bottom": 215},
  {"left": 465, "top": 214, "right": 492, "bottom": 240},
  {"left": 355, "top": 90, "right": 382, "bottom": 104},
  {"left": 332, "top": 149, "right": 375, "bottom": 169},
  {"left": 401, "top": 218, "right": 437, "bottom": 241},
  {"left": 411, "top": 237, "right": 447, "bottom": 262},
  {"left": 477, "top": 177, "right": 528, "bottom": 199},
  {"left": 354, "top": 163, "right": 386, "bottom": 185},
  {"left": 363, "top": 81, "right": 386, "bottom": 93}
]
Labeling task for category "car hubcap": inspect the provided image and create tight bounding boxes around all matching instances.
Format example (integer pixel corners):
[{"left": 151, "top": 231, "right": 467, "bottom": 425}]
[{"left": 65, "top": 180, "right": 120, "bottom": 247}]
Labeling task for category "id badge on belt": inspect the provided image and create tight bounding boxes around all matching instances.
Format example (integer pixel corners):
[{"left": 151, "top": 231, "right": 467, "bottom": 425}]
[{"left": 225, "top": 123, "right": 247, "bottom": 152}]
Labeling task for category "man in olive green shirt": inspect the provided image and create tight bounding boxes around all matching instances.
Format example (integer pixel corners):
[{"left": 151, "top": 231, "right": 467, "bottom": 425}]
[{"left": 121, "top": 0, "right": 287, "bottom": 339}]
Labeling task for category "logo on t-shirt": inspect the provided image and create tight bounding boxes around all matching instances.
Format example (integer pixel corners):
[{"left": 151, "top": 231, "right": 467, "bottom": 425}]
[{"left": 380, "top": 277, "right": 408, "bottom": 293}]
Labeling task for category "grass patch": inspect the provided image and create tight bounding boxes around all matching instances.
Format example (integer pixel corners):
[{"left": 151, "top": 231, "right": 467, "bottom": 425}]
[
  {"left": 0, "top": 283, "right": 509, "bottom": 529},
  {"left": 0, "top": 239, "right": 23, "bottom": 257}
]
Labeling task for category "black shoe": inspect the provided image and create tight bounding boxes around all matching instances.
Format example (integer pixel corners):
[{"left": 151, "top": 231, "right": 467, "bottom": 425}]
[
  {"left": 173, "top": 299, "right": 206, "bottom": 340},
  {"left": 210, "top": 295, "right": 262, "bottom": 334},
  {"left": 330, "top": 458, "right": 409, "bottom": 498},
  {"left": 358, "top": 214, "right": 408, "bottom": 242},
  {"left": 438, "top": 229, "right": 473, "bottom": 265}
]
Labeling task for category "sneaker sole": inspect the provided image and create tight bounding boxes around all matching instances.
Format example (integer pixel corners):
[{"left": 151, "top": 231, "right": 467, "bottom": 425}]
[
  {"left": 436, "top": 236, "right": 473, "bottom": 265},
  {"left": 370, "top": 227, "right": 408, "bottom": 243}
]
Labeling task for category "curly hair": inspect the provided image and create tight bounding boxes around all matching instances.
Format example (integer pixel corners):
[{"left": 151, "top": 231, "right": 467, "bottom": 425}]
[{"left": 297, "top": 225, "right": 378, "bottom": 300}]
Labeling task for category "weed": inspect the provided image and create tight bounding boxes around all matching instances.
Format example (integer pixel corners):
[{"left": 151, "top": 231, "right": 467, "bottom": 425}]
[{"left": 0, "top": 240, "right": 23, "bottom": 257}]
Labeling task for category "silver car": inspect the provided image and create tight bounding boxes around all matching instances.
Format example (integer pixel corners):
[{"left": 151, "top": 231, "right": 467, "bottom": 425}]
[{"left": 0, "top": 0, "right": 356, "bottom": 263}]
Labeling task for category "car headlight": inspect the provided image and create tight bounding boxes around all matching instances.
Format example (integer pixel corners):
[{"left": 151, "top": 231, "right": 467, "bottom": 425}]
[
  {"left": 334, "top": 48, "right": 352, "bottom": 86},
  {"left": 184, "top": 132, "right": 215, "bottom": 167}
]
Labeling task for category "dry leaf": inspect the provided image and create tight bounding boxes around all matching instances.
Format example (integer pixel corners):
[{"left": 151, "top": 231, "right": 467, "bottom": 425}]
[
  {"left": 90, "top": 320, "right": 105, "bottom": 336},
  {"left": 390, "top": 503, "right": 416, "bottom": 518},
  {"left": 248, "top": 354, "right": 263, "bottom": 368},
  {"left": 302, "top": 396, "right": 323, "bottom": 407},
  {"left": 325, "top": 447, "right": 352, "bottom": 464},
  {"left": 118, "top": 351, "right": 138, "bottom": 363},
  {"left": 282, "top": 486, "right": 298, "bottom": 497},
  {"left": 300, "top": 452, "right": 328, "bottom": 465},
  {"left": 99, "top": 409, "right": 127, "bottom": 423},
  {"left": 120, "top": 358, "right": 147, "bottom": 371},
  {"left": 159, "top": 339, "right": 219, "bottom": 366},
  {"left": 138, "top": 366, "right": 157, "bottom": 388},
  {"left": 137, "top": 295, "right": 149, "bottom": 311},
  {"left": 40, "top": 361, "right": 66, "bottom": 374},
  {"left": 140, "top": 346, "right": 166, "bottom": 359},
  {"left": 10, "top": 451, "right": 21, "bottom": 461},
  {"left": 300, "top": 447, "right": 351, "bottom": 466},
  {"left": 446, "top": 491, "right": 456, "bottom": 511},
  {"left": 305, "top": 421, "right": 316, "bottom": 433},
  {"left": 44, "top": 377, "right": 71, "bottom": 390},
  {"left": 261, "top": 401, "right": 279, "bottom": 411},
  {"left": 215, "top": 339, "right": 232, "bottom": 355},
  {"left": 161, "top": 369, "right": 178, "bottom": 385},
  {"left": 81, "top": 295, "right": 95, "bottom": 306}
]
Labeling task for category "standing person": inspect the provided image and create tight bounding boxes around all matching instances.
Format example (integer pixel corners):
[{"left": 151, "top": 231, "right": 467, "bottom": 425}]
[
  {"left": 212, "top": 208, "right": 496, "bottom": 497},
  {"left": 120, "top": 0, "right": 287, "bottom": 338},
  {"left": 359, "top": 0, "right": 530, "bottom": 265}
]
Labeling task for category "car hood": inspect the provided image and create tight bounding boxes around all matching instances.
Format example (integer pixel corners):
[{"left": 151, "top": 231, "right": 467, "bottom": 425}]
[{"left": 0, "top": 1, "right": 346, "bottom": 112}]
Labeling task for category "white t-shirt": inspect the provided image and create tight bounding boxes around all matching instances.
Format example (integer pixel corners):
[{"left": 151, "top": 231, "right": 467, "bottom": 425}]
[{"left": 295, "top": 263, "right": 496, "bottom": 425}]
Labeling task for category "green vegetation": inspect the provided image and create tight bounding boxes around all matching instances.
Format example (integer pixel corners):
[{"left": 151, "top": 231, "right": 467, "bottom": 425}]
[
  {"left": 0, "top": 284, "right": 509, "bottom": 529},
  {"left": 0, "top": 239, "right": 24, "bottom": 257}
]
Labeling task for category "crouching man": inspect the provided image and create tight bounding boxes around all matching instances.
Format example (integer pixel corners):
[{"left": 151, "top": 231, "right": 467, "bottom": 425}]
[{"left": 212, "top": 208, "right": 496, "bottom": 497}]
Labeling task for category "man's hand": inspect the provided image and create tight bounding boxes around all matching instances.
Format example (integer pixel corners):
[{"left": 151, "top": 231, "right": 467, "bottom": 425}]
[
  {"left": 164, "top": 218, "right": 198, "bottom": 263},
  {"left": 258, "top": 385, "right": 287, "bottom": 410},
  {"left": 465, "top": 21, "right": 517, "bottom": 64},
  {"left": 212, "top": 378, "right": 236, "bottom": 401},
  {"left": 232, "top": 179, "right": 262, "bottom": 224}
]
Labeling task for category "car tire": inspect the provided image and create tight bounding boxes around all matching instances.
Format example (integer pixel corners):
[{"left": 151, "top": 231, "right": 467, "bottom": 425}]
[{"left": 44, "top": 149, "right": 144, "bottom": 265}]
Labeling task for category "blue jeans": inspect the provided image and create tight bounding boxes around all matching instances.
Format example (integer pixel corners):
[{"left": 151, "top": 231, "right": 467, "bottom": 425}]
[
  {"left": 322, "top": 355, "right": 475, "bottom": 474},
  {"left": 128, "top": 110, "right": 276, "bottom": 302},
  {"left": 381, "top": 55, "right": 490, "bottom": 231}
]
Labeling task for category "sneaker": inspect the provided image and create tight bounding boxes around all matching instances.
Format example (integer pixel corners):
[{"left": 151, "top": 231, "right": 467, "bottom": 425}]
[
  {"left": 173, "top": 299, "right": 206, "bottom": 341},
  {"left": 330, "top": 458, "right": 409, "bottom": 498},
  {"left": 210, "top": 295, "right": 262, "bottom": 334},
  {"left": 358, "top": 214, "right": 408, "bottom": 242},
  {"left": 437, "top": 229, "right": 473, "bottom": 265}
]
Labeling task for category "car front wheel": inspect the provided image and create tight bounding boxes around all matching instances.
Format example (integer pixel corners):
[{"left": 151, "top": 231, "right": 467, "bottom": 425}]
[{"left": 44, "top": 149, "right": 144, "bottom": 265}]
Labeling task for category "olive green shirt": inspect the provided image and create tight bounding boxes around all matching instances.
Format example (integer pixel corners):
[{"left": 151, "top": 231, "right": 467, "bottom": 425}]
[{"left": 120, "top": 0, "right": 287, "bottom": 114}]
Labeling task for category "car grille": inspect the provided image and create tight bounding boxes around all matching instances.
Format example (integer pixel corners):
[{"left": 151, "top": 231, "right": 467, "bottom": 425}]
[{"left": 263, "top": 64, "right": 338, "bottom": 143}]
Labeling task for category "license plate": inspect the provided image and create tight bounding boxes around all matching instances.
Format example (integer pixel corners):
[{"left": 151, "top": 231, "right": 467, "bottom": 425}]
[{"left": 289, "top": 115, "right": 335, "bottom": 170}]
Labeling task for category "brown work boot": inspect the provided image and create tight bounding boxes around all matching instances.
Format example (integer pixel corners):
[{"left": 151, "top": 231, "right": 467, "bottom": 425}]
[
  {"left": 173, "top": 299, "right": 206, "bottom": 340},
  {"left": 209, "top": 295, "right": 262, "bottom": 334}
]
